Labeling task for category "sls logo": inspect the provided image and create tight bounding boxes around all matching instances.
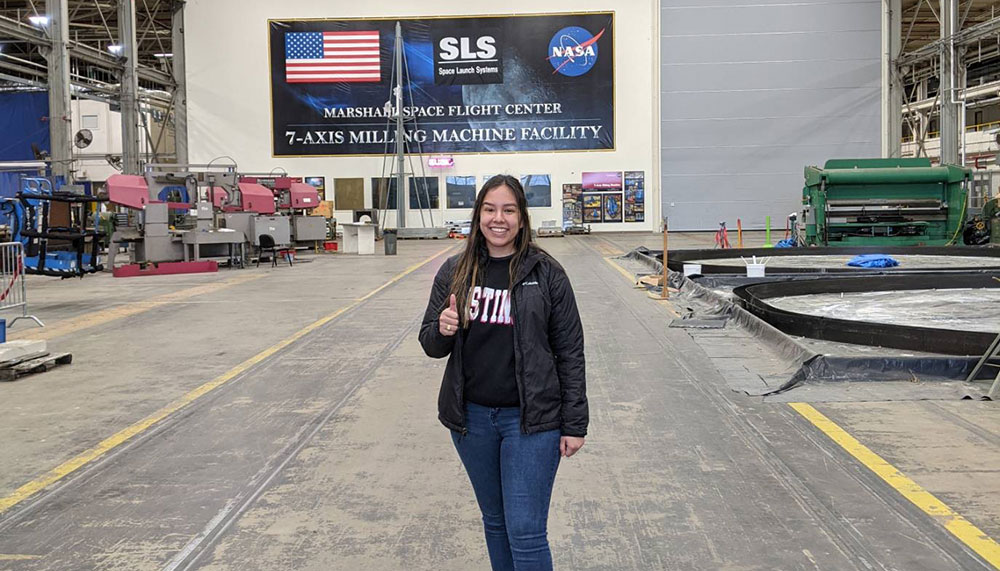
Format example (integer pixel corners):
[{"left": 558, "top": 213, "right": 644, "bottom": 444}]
[
  {"left": 547, "top": 26, "right": 605, "bottom": 77},
  {"left": 433, "top": 29, "right": 504, "bottom": 85},
  {"left": 438, "top": 36, "right": 497, "bottom": 61}
]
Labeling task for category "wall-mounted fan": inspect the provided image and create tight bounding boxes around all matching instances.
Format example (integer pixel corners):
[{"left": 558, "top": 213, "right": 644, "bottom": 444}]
[{"left": 74, "top": 128, "right": 94, "bottom": 149}]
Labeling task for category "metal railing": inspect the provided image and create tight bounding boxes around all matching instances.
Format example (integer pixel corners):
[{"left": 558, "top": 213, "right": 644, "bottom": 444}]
[
  {"left": 902, "top": 120, "right": 1000, "bottom": 143},
  {"left": 0, "top": 242, "right": 43, "bottom": 328}
]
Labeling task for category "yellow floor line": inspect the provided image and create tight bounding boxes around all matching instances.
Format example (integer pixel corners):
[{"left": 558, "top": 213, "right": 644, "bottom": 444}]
[
  {"left": 9, "top": 273, "right": 267, "bottom": 342},
  {"left": 592, "top": 240, "right": 623, "bottom": 257},
  {"left": 602, "top": 256, "right": 638, "bottom": 285},
  {"left": 0, "top": 245, "right": 455, "bottom": 516},
  {"left": 790, "top": 402, "right": 1000, "bottom": 568},
  {"left": 0, "top": 554, "right": 43, "bottom": 561},
  {"left": 602, "top": 256, "right": 681, "bottom": 317}
]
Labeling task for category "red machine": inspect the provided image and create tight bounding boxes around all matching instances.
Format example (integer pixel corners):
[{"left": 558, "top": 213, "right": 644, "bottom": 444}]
[
  {"left": 285, "top": 182, "right": 320, "bottom": 210},
  {"left": 239, "top": 175, "right": 327, "bottom": 244},
  {"left": 209, "top": 183, "right": 276, "bottom": 214}
]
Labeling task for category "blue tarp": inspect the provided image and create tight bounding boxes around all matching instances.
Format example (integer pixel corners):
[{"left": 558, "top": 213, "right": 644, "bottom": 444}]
[
  {"left": 775, "top": 238, "right": 798, "bottom": 248},
  {"left": 0, "top": 171, "right": 35, "bottom": 227},
  {"left": 0, "top": 92, "right": 50, "bottom": 161},
  {"left": 847, "top": 254, "right": 900, "bottom": 268}
]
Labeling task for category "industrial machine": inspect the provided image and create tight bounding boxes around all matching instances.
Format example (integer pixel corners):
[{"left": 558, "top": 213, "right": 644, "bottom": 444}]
[
  {"left": 240, "top": 175, "right": 326, "bottom": 245},
  {"left": 1, "top": 177, "right": 105, "bottom": 277},
  {"left": 106, "top": 164, "right": 252, "bottom": 275},
  {"left": 801, "top": 158, "right": 970, "bottom": 246}
]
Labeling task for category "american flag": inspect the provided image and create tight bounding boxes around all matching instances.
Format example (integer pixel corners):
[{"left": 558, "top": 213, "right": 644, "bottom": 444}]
[{"left": 284, "top": 31, "right": 381, "bottom": 83}]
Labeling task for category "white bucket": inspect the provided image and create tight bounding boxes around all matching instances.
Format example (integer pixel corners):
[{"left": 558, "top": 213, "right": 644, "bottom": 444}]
[
  {"left": 746, "top": 264, "right": 766, "bottom": 278},
  {"left": 683, "top": 263, "right": 702, "bottom": 277}
]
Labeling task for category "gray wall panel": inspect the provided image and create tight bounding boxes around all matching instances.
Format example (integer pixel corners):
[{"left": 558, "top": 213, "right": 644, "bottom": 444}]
[
  {"left": 662, "top": 0, "right": 877, "bottom": 8},
  {"left": 662, "top": 3, "right": 880, "bottom": 35},
  {"left": 662, "top": 60, "right": 880, "bottom": 91},
  {"left": 661, "top": 31, "right": 879, "bottom": 64},
  {"left": 660, "top": 0, "right": 881, "bottom": 230},
  {"left": 662, "top": 141, "right": 877, "bottom": 177},
  {"left": 661, "top": 88, "right": 880, "bottom": 121},
  {"left": 661, "top": 114, "right": 879, "bottom": 150}
]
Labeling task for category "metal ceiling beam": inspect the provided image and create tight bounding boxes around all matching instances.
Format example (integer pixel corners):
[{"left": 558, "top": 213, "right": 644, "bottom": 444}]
[
  {"left": 898, "top": 14, "right": 1000, "bottom": 66},
  {"left": 0, "top": 12, "right": 173, "bottom": 87}
]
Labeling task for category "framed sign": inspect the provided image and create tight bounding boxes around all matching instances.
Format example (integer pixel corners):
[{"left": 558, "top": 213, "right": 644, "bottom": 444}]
[
  {"left": 582, "top": 193, "right": 602, "bottom": 222},
  {"left": 269, "top": 13, "right": 614, "bottom": 156},
  {"left": 624, "top": 171, "right": 644, "bottom": 223}
]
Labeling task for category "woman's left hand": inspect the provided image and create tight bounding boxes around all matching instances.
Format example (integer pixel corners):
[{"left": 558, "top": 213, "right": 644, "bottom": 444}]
[{"left": 560, "top": 436, "right": 585, "bottom": 458}]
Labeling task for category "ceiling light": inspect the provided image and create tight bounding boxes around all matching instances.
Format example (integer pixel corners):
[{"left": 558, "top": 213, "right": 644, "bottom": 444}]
[
  {"left": 28, "top": 15, "right": 49, "bottom": 27},
  {"left": 107, "top": 44, "right": 123, "bottom": 55},
  {"left": 153, "top": 53, "right": 173, "bottom": 58}
]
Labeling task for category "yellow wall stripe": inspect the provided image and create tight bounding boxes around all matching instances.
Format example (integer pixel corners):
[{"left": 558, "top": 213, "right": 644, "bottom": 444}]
[
  {"left": 790, "top": 402, "right": 1000, "bottom": 568},
  {"left": 0, "top": 245, "right": 454, "bottom": 516}
]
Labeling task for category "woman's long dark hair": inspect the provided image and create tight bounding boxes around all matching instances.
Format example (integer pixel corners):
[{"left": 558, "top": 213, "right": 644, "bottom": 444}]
[{"left": 448, "top": 174, "right": 536, "bottom": 328}]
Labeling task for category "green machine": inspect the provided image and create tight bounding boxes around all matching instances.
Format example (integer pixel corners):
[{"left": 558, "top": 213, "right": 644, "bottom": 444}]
[{"left": 801, "top": 158, "right": 971, "bottom": 246}]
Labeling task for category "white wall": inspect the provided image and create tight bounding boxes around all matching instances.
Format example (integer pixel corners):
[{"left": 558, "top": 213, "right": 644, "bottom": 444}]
[{"left": 184, "top": 0, "right": 659, "bottom": 232}]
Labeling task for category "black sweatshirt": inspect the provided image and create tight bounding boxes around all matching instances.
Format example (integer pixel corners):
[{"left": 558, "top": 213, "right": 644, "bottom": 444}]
[{"left": 462, "top": 255, "right": 518, "bottom": 407}]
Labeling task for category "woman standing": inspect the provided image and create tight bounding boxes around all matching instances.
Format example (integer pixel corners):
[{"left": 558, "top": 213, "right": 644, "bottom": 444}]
[{"left": 419, "top": 174, "right": 588, "bottom": 571}]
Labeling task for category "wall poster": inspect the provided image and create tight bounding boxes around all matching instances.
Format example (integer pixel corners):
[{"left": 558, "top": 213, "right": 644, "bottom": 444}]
[
  {"left": 581, "top": 171, "right": 622, "bottom": 190},
  {"left": 520, "top": 174, "right": 552, "bottom": 207},
  {"left": 305, "top": 176, "right": 326, "bottom": 200},
  {"left": 269, "top": 13, "right": 614, "bottom": 156},
  {"left": 562, "top": 183, "right": 582, "bottom": 226},
  {"left": 624, "top": 170, "right": 644, "bottom": 223},
  {"left": 602, "top": 193, "right": 622, "bottom": 223},
  {"left": 582, "top": 193, "right": 602, "bottom": 223},
  {"left": 446, "top": 175, "right": 477, "bottom": 208}
]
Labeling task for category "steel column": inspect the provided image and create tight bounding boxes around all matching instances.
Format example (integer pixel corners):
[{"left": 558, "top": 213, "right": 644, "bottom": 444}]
[
  {"left": 119, "top": 0, "right": 142, "bottom": 174},
  {"left": 939, "top": 0, "right": 960, "bottom": 165},
  {"left": 172, "top": 0, "right": 188, "bottom": 164},
  {"left": 44, "top": 0, "right": 72, "bottom": 180}
]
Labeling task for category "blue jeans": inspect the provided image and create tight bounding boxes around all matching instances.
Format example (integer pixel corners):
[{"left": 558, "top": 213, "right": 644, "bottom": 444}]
[{"left": 451, "top": 402, "right": 562, "bottom": 571}]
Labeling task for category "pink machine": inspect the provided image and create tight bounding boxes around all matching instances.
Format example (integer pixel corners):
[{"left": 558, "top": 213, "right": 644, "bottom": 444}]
[
  {"left": 105, "top": 172, "right": 224, "bottom": 276},
  {"left": 104, "top": 165, "right": 275, "bottom": 276},
  {"left": 284, "top": 182, "right": 321, "bottom": 210},
  {"left": 107, "top": 169, "right": 277, "bottom": 215},
  {"left": 239, "top": 176, "right": 327, "bottom": 244},
  {"left": 239, "top": 177, "right": 319, "bottom": 211},
  {"left": 208, "top": 183, "right": 277, "bottom": 214}
]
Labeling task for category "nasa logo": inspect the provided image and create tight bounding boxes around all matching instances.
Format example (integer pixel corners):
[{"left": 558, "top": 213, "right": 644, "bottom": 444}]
[{"left": 547, "top": 26, "right": 605, "bottom": 77}]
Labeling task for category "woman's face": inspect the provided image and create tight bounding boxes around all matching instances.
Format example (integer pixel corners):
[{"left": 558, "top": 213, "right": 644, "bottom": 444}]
[{"left": 479, "top": 184, "right": 521, "bottom": 257}]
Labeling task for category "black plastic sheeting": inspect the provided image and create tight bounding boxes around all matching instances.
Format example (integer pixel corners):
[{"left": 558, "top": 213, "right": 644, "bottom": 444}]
[
  {"left": 619, "top": 248, "right": 994, "bottom": 397},
  {"left": 733, "top": 273, "right": 1000, "bottom": 356},
  {"left": 661, "top": 246, "right": 1000, "bottom": 275}
]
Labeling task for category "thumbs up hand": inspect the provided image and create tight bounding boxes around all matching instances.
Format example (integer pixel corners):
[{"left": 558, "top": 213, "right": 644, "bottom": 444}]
[{"left": 439, "top": 293, "right": 460, "bottom": 336}]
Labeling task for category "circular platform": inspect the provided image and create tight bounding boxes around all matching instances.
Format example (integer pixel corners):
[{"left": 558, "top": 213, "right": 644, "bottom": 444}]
[
  {"left": 732, "top": 273, "right": 1000, "bottom": 355},
  {"left": 665, "top": 246, "right": 1000, "bottom": 275}
]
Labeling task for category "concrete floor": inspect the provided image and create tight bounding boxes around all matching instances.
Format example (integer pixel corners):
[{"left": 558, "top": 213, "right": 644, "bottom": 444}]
[{"left": 0, "top": 233, "right": 996, "bottom": 570}]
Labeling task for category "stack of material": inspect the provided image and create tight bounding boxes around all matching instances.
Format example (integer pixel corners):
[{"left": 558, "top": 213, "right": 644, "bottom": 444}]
[
  {"left": 0, "top": 340, "right": 72, "bottom": 382},
  {"left": 537, "top": 220, "right": 564, "bottom": 237}
]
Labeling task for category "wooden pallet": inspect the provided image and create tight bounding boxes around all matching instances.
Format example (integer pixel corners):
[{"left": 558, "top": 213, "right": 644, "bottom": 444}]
[{"left": 0, "top": 352, "right": 73, "bottom": 382}]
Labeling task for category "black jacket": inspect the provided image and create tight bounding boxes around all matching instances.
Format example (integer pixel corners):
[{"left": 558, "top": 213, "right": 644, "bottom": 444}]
[{"left": 419, "top": 246, "right": 588, "bottom": 436}]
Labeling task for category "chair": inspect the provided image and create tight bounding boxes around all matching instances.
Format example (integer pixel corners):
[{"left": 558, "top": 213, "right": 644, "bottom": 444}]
[{"left": 256, "top": 234, "right": 290, "bottom": 268}]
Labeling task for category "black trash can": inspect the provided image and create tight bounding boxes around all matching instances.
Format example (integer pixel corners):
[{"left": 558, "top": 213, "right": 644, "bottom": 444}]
[{"left": 383, "top": 228, "right": 398, "bottom": 255}]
